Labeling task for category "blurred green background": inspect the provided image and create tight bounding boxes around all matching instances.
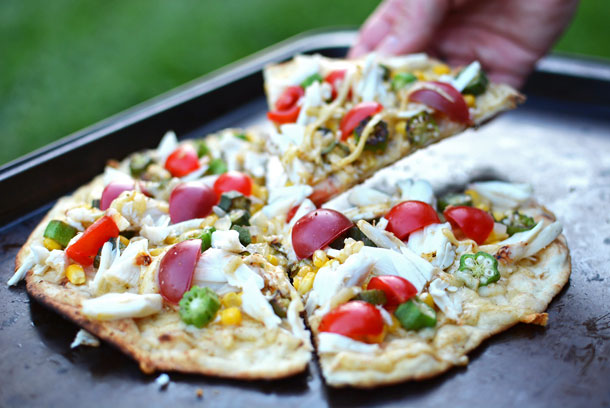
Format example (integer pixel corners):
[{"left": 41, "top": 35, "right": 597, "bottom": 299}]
[{"left": 1, "top": 0, "right": 608, "bottom": 166}]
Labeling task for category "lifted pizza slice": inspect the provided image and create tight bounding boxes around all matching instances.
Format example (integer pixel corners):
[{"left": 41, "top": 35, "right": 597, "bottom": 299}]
[{"left": 263, "top": 54, "right": 524, "bottom": 204}]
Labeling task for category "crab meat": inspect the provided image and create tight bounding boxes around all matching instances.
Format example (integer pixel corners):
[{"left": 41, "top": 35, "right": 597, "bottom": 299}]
[
  {"left": 483, "top": 221, "right": 563, "bottom": 263},
  {"left": 407, "top": 222, "right": 455, "bottom": 269},
  {"left": 397, "top": 179, "right": 436, "bottom": 207},
  {"left": 347, "top": 187, "right": 391, "bottom": 207},
  {"left": 468, "top": 181, "right": 532, "bottom": 210}
]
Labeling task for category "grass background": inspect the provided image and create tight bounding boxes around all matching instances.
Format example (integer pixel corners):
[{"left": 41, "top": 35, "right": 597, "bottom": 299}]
[{"left": 1, "top": 0, "right": 608, "bottom": 166}]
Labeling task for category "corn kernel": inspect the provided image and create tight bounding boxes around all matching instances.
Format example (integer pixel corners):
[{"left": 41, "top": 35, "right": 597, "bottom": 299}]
[
  {"left": 420, "top": 292, "right": 435, "bottom": 309},
  {"left": 433, "top": 64, "right": 451, "bottom": 75},
  {"left": 119, "top": 235, "right": 130, "bottom": 247},
  {"left": 413, "top": 70, "right": 426, "bottom": 81},
  {"left": 43, "top": 237, "right": 62, "bottom": 251},
  {"left": 267, "top": 254, "right": 279, "bottom": 266},
  {"left": 251, "top": 182, "right": 267, "bottom": 201},
  {"left": 297, "top": 265, "right": 312, "bottom": 278},
  {"left": 149, "top": 247, "right": 164, "bottom": 257},
  {"left": 292, "top": 277, "right": 301, "bottom": 290},
  {"left": 298, "top": 272, "right": 316, "bottom": 295},
  {"left": 394, "top": 120, "right": 407, "bottom": 136},
  {"left": 164, "top": 235, "right": 179, "bottom": 244},
  {"left": 389, "top": 315, "right": 401, "bottom": 333},
  {"left": 221, "top": 292, "right": 242, "bottom": 308},
  {"left": 66, "top": 264, "right": 86, "bottom": 285},
  {"left": 312, "top": 250, "right": 328, "bottom": 268},
  {"left": 464, "top": 189, "right": 490, "bottom": 212},
  {"left": 464, "top": 94, "right": 476, "bottom": 107},
  {"left": 220, "top": 307, "right": 242, "bottom": 325}
]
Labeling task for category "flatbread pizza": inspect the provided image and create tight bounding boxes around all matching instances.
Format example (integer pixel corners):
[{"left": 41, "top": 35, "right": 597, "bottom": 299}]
[{"left": 9, "top": 53, "right": 569, "bottom": 389}]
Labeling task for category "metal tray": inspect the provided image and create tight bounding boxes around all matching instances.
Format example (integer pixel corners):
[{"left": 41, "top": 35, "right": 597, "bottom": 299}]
[{"left": 1, "top": 29, "right": 609, "bottom": 408}]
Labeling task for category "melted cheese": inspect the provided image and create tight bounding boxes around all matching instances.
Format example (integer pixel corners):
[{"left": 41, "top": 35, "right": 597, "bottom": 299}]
[{"left": 317, "top": 333, "right": 380, "bottom": 354}]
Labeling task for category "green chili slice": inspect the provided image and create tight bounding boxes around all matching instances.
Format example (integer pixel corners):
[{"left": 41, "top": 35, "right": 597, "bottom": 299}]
[
  {"left": 231, "top": 225, "right": 251, "bottom": 246},
  {"left": 458, "top": 251, "right": 500, "bottom": 287},
  {"left": 199, "top": 226, "right": 216, "bottom": 252},
  {"left": 207, "top": 158, "right": 227, "bottom": 175},
  {"left": 501, "top": 212, "right": 536, "bottom": 236},
  {"left": 129, "top": 153, "right": 154, "bottom": 177},
  {"left": 391, "top": 72, "right": 417, "bottom": 91},
  {"left": 179, "top": 286, "right": 220, "bottom": 328},
  {"left": 301, "top": 73, "right": 323, "bottom": 88},
  {"left": 217, "top": 191, "right": 251, "bottom": 212},
  {"left": 437, "top": 192, "right": 473, "bottom": 212}
]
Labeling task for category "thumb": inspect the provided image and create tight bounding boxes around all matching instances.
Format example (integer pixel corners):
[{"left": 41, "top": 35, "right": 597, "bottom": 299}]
[{"left": 350, "top": 0, "right": 450, "bottom": 58}]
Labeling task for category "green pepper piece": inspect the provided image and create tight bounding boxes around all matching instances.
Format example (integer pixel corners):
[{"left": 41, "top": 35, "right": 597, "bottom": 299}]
[
  {"left": 207, "top": 158, "right": 227, "bottom": 175},
  {"left": 235, "top": 133, "right": 248, "bottom": 141},
  {"left": 270, "top": 295, "right": 289, "bottom": 318},
  {"left": 437, "top": 193, "right": 473, "bottom": 212},
  {"left": 461, "top": 69, "right": 489, "bottom": 96},
  {"left": 179, "top": 286, "right": 220, "bottom": 328},
  {"left": 354, "top": 289, "right": 387, "bottom": 305},
  {"left": 129, "top": 153, "right": 154, "bottom": 177},
  {"left": 229, "top": 209, "right": 250, "bottom": 226},
  {"left": 501, "top": 212, "right": 536, "bottom": 236},
  {"left": 394, "top": 299, "right": 437, "bottom": 330},
  {"left": 301, "top": 73, "right": 323, "bottom": 88},
  {"left": 91, "top": 199, "right": 101, "bottom": 209},
  {"left": 43, "top": 220, "right": 77, "bottom": 248},
  {"left": 406, "top": 112, "right": 439, "bottom": 147},
  {"left": 347, "top": 226, "right": 377, "bottom": 247},
  {"left": 458, "top": 251, "right": 500, "bottom": 287},
  {"left": 218, "top": 191, "right": 251, "bottom": 212},
  {"left": 231, "top": 225, "right": 251, "bottom": 246},
  {"left": 199, "top": 226, "right": 216, "bottom": 252},
  {"left": 391, "top": 72, "right": 417, "bottom": 91},
  {"left": 195, "top": 140, "right": 209, "bottom": 158}
]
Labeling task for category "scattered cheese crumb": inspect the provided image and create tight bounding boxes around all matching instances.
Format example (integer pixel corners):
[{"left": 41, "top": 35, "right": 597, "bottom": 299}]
[
  {"left": 70, "top": 329, "right": 100, "bottom": 348},
  {"left": 155, "top": 373, "right": 170, "bottom": 390},
  {"left": 196, "top": 388, "right": 204, "bottom": 398}
]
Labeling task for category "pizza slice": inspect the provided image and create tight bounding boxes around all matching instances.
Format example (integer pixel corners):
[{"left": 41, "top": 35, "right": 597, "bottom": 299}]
[
  {"left": 268, "top": 173, "right": 569, "bottom": 387},
  {"left": 262, "top": 53, "right": 524, "bottom": 204},
  {"left": 10, "top": 129, "right": 312, "bottom": 379}
]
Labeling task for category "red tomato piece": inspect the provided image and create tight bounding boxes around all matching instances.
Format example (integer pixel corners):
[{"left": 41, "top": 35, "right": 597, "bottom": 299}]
[
  {"left": 386, "top": 200, "right": 441, "bottom": 240},
  {"left": 165, "top": 144, "right": 200, "bottom": 178},
  {"left": 169, "top": 182, "right": 218, "bottom": 223},
  {"left": 443, "top": 206, "right": 494, "bottom": 245},
  {"left": 309, "top": 177, "right": 340, "bottom": 206},
  {"left": 324, "top": 69, "right": 348, "bottom": 100},
  {"left": 318, "top": 301, "right": 384, "bottom": 343},
  {"left": 286, "top": 205, "right": 299, "bottom": 223},
  {"left": 100, "top": 180, "right": 135, "bottom": 211},
  {"left": 267, "top": 86, "right": 304, "bottom": 124},
  {"left": 339, "top": 101, "right": 383, "bottom": 141},
  {"left": 213, "top": 171, "right": 252, "bottom": 197},
  {"left": 408, "top": 81, "right": 471, "bottom": 124},
  {"left": 65, "top": 215, "right": 119, "bottom": 266},
  {"left": 367, "top": 275, "right": 417, "bottom": 312},
  {"left": 158, "top": 239, "right": 202, "bottom": 304},
  {"left": 291, "top": 208, "right": 353, "bottom": 259}
]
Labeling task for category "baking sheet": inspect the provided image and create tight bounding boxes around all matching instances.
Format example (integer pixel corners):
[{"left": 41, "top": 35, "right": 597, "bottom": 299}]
[{"left": 1, "top": 30, "right": 609, "bottom": 407}]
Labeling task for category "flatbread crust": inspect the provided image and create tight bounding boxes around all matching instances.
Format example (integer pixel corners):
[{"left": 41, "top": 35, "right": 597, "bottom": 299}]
[{"left": 311, "top": 236, "right": 570, "bottom": 388}]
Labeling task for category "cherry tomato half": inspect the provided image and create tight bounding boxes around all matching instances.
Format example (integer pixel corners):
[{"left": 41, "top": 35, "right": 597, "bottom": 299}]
[
  {"left": 339, "top": 101, "right": 383, "bottom": 141},
  {"left": 386, "top": 201, "right": 441, "bottom": 240},
  {"left": 159, "top": 239, "right": 202, "bottom": 304},
  {"left": 409, "top": 81, "right": 471, "bottom": 124},
  {"left": 169, "top": 182, "right": 218, "bottom": 224},
  {"left": 213, "top": 171, "right": 252, "bottom": 197},
  {"left": 291, "top": 208, "right": 353, "bottom": 259},
  {"left": 324, "top": 69, "right": 348, "bottom": 100},
  {"left": 367, "top": 275, "right": 417, "bottom": 312},
  {"left": 443, "top": 206, "right": 494, "bottom": 245},
  {"left": 286, "top": 205, "right": 299, "bottom": 223},
  {"left": 100, "top": 180, "right": 135, "bottom": 211},
  {"left": 318, "top": 301, "right": 384, "bottom": 343},
  {"left": 165, "top": 144, "right": 201, "bottom": 178},
  {"left": 267, "top": 86, "right": 304, "bottom": 124},
  {"left": 65, "top": 215, "right": 119, "bottom": 266}
]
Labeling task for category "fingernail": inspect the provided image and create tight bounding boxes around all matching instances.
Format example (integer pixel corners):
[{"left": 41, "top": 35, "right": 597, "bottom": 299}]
[{"left": 348, "top": 44, "right": 369, "bottom": 59}]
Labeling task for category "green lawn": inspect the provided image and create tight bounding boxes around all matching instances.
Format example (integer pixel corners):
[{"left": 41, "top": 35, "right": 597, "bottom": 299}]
[{"left": 1, "top": 0, "right": 608, "bottom": 165}]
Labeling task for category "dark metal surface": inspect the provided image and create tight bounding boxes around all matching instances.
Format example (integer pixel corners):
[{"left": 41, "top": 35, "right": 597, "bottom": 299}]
[{"left": 1, "top": 30, "right": 609, "bottom": 408}]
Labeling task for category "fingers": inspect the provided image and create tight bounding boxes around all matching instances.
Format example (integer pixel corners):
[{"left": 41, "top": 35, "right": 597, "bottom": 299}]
[{"left": 349, "top": 0, "right": 451, "bottom": 58}]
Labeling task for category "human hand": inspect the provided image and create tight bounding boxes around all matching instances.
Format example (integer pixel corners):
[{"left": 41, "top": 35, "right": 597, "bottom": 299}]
[{"left": 349, "top": 0, "right": 579, "bottom": 88}]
